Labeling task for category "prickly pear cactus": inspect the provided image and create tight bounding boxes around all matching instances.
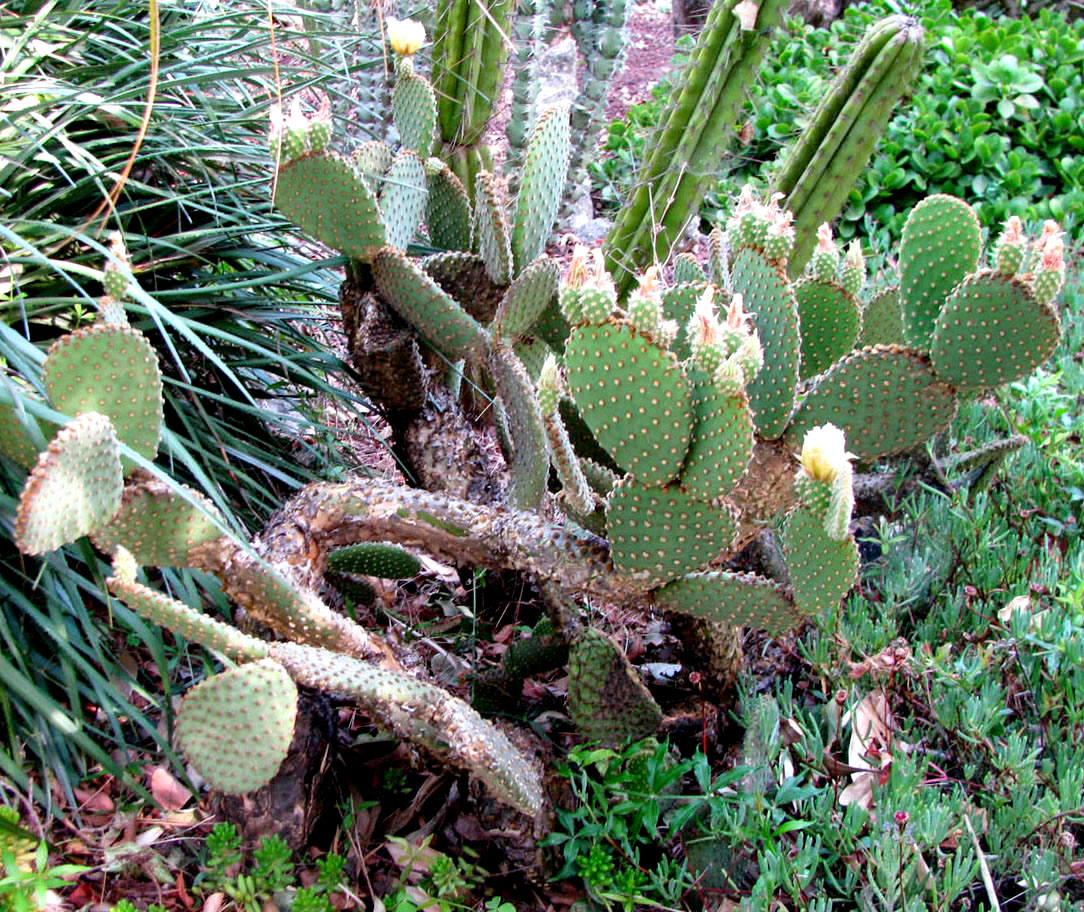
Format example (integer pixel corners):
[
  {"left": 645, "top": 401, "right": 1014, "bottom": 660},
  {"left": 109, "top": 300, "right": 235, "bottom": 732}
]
[{"left": 8, "top": 244, "right": 547, "bottom": 819}]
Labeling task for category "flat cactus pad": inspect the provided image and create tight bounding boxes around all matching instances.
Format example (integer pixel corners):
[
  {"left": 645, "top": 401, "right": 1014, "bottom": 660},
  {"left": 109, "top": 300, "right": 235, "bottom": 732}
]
[
  {"left": 654, "top": 571, "right": 802, "bottom": 636},
  {"left": 858, "top": 286, "right": 905, "bottom": 347},
  {"left": 931, "top": 271, "right": 1061, "bottom": 395},
  {"left": 679, "top": 370, "right": 754, "bottom": 501},
  {"left": 327, "top": 542, "right": 422, "bottom": 579},
  {"left": 275, "top": 153, "right": 386, "bottom": 259},
  {"left": 782, "top": 503, "right": 859, "bottom": 615},
  {"left": 794, "top": 277, "right": 861, "bottom": 380},
  {"left": 785, "top": 345, "right": 958, "bottom": 461},
  {"left": 43, "top": 323, "right": 163, "bottom": 472},
  {"left": 606, "top": 478, "right": 737, "bottom": 583},
  {"left": 730, "top": 247, "right": 801, "bottom": 438},
  {"left": 564, "top": 322, "right": 693, "bottom": 486},
  {"left": 92, "top": 481, "right": 222, "bottom": 567},
  {"left": 176, "top": 659, "right": 298, "bottom": 794},
  {"left": 567, "top": 627, "right": 662, "bottom": 745},
  {"left": 15, "top": 412, "right": 123, "bottom": 554},
  {"left": 899, "top": 194, "right": 982, "bottom": 349}
]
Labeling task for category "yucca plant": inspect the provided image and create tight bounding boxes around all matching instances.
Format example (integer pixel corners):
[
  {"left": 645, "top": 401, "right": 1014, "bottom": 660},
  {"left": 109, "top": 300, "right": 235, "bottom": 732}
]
[{"left": 0, "top": 0, "right": 387, "bottom": 810}]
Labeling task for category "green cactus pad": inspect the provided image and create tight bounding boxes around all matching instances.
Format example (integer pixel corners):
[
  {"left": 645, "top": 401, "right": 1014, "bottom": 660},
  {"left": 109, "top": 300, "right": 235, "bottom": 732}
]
[
  {"left": 785, "top": 345, "right": 958, "bottom": 461},
  {"left": 653, "top": 571, "right": 802, "bottom": 636},
  {"left": 422, "top": 251, "right": 503, "bottom": 323},
  {"left": 425, "top": 160, "right": 472, "bottom": 252},
  {"left": 97, "top": 296, "right": 128, "bottom": 326},
  {"left": 858, "top": 286, "right": 905, "bottom": 347},
  {"left": 377, "top": 151, "right": 428, "bottom": 251},
  {"left": 489, "top": 345, "right": 548, "bottom": 509},
  {"left": 15, "top": 412, "right": 123, "bottom": 555},
  {"left": 276, "top": 153, "right": 386, "bottom": 260},
  {"left": 373, "top": 247, "right": 489, "bottom": 362},
  {"left": 531, "top": 299, "right": 573, "bottom": 352},
  {"left": 662, "top": 282, "right": 708, "bottom": 361},
  {"left": 327, "top": 542, "right": 422, "bottom": 579},
  {"left": 44, "top": 323, "right": 163, "bottom": 472},
  {"left": 580, "top": 457, "right": 620, "bottom": 497},
  {"left": 493, "top": 256, "right": 560, "bottom": 341},
  {"left": 673, "top": 253, "right": 706, "bottom": 285},
  {"left": 393, "top": 73, "right": 437, "bottom": 159},
  {"left": 351, "top": 141, "right": 393, "bottom": 186},
  {"left": 730, "top": 248, "right": 800, "bottom": 438},
  {"left": 567, "top": 627, "right": 662, "bottom": 745},
  {"left": 91, "top": 481, "right": 222, "bottom": 567},
  {"left": 511, "top": 103, "right": 572, "bottom": 276},
  {"left": 0, "top": 393, "right": 52, "bottom": 469},
  {"left": 108, "top": 558, "right": 269, "bottom": 661},
  {"left": 512, "top": 336, "right": 553, "bottom": 381},
  {"left": 176, "top": 659, "right": 298, "bottom": 794},
  {"left": 270, "top": 642, "right": 542, "bottom": 816},
  {"left": 782, "top": 503, "right": 858, "bottom": 615},
  {"left": 564, "top": 322, "right": 693, "bottom": 486},
  {"left": 794, "top": 277, "right": 861, "bottom": 380},
  {"left": 899, "top": 195, "right": 982, "bottom": 349},
  {"left": 473, "top": 171, "right": 514, "bottom": 285},
  {"left": 930, "top": 270, "right": 1061, "bottom": 395},
  {"left": 679, "top": 369, "right": 754, "bottom": 501},
  {"left": 606, "top": 477, "right": 737, "bottom": 583}
]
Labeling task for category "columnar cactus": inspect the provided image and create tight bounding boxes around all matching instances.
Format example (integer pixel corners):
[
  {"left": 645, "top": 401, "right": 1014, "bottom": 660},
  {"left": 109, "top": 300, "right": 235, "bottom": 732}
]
[
  {"left": 603, "top": 0, "right": 791, "bottom": 297},
  {"left": 604, "top": 12, "right": 925, "bottom": 297},
  {"left": 432, "top": 0, "right": 515, "bottom": 199},
  {"left": 560, "top": 0, "right": 631, "bottom": 220},
  {"left": 770, "top": 15, "right": 926, "bottom": 277}
]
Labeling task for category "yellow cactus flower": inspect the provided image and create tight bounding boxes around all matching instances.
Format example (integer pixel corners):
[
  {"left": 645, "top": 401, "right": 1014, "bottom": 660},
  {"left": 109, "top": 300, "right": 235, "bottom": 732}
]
[
  {"left": 800, "top": 423, "right": 853, "bottom": 483},
  {"left": 387, "top": 18, "right": 426, "bottom": 56}
]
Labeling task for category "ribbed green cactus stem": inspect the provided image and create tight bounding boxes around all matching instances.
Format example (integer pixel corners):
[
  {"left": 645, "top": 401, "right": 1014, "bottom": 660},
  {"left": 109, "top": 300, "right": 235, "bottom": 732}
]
[
  {"left": 771, "top": 15, "right": 926, "bottom": 278},
  {"left": 560, "top": 0, "right": 629, "bottom": 221},
  {"left": 504, "top": 0, "right": 550, "bottom": 181},
  {"left": 603, "top": 0, "right": 788, "bottom": 297},
  {"left": 434, "top": 0, "right": 514, "bottom": 146}
]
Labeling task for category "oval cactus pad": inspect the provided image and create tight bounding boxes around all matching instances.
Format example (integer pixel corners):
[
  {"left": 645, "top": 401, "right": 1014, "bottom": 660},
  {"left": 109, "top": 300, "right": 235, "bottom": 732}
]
[
  {"left": 176, "top": 659, "right": 297, "bottom": 794},
  {"left": 606, "top": 478, "right": 736, "bottom": 583},
  {"left": 91, "top": 482, "right": 223, "bottom": 568},
  {"left": 44, "top": 323, "right": 163, "bottom": 472},
  {"left": 782, "top": 503, "right": 859, "bottom": 616},
  {"left": 785, "top": 345, "right": 958, "bottom": 461},
  {"left": 679, "top": 370, "right": 754, "bottom": 502},
  {"left": 730, "top": 247, "right": 801, "bottom": 438},
  {"left": 276, "top": 152, "right": 386, "bottom": 259},
  {"left": 794, "top": 276, "right": 861, "bottom": 380},
  {"left": 564, "top": 322, "right": 693, "bottom": 485},
  {"left": 654, "top": 571, "right": 801, "bottom": 636},
  {"left": 899, "top": 194, "right": 981, "bottom": 349},
  {"left": 931, "top": 271, "right": 1061, "bottom": 395},
  {"left": 15, "top": 411, "right": 123, "bottom": 555}
]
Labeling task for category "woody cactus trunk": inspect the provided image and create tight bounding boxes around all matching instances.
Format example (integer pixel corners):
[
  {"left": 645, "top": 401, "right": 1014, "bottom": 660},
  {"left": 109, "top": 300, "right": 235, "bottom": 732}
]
[{"left": 4, "top": 13, "right": 1066, "bottom": 826}]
